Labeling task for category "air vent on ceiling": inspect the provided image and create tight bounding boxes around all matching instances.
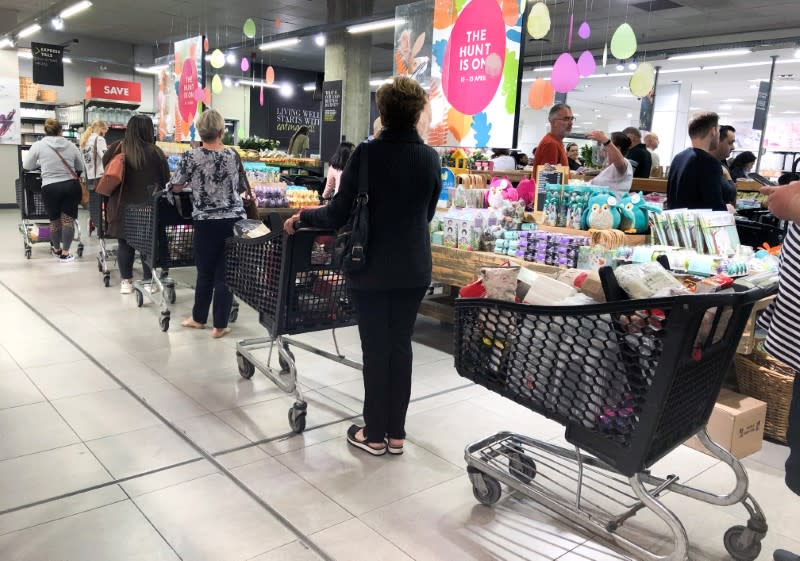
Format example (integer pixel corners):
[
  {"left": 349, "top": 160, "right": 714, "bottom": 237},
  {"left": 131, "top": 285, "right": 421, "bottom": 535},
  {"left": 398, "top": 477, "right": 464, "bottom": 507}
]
[{"left": 632, "top": 0, "right": 682, "bottom": 11}]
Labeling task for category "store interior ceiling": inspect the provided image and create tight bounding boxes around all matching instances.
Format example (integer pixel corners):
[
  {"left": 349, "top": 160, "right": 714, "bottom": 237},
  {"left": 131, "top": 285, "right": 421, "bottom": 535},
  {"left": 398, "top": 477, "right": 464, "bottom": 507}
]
[{"left": 2, "top": 0, "right": 800, "bottom": 126}]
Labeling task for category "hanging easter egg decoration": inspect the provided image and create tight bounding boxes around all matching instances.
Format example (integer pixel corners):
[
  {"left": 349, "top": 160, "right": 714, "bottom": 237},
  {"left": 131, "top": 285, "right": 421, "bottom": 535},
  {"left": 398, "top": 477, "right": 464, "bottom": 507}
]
[
  {"left": 551, "top": 52, "right": 580, "bottom": 93},
  {"left": 203, "top": 37, "right": 209, "bottom": 52},
  {"left": 610, "top": 23, "right": 637, "bottom": 60},
  {"left": 211, "top": 74, "right": 223, "bottom": 94},
  {"left": 243, "top": 18, "right": 256, "bottom": 39},
  {"left": 527, "top": 77, "right": 554, "bottom": 110},
  {"left": 577, "top": 50, "right": 596, "bottom": 77},
  {"left": 266, "top": 65, "right": 275, "bottom": 85},
  {"left": 238, "top": 125, "right": 246, "bottom": 140},
  {"left": 602, "top": 43, "right": 608, "bottom": 68},
  {"left": 527, "top": 1, "right": 551, "bottom": 40},
  {"left": 259, "top": 86, "right": 264, "bottom": 106},
  {"left": 210, "top": 49, "right": 226, "bottom": 69},
  {"left": 433, "top": 0, "right": 457, "bottom": 30},
  {"left": 500, "top": 0, "right": 520, "bottom": 26},
  {"left": 578, "top": 21, "right": 591, "bottom": 40},
  {"left": 203, "top": 87, "right": 211, "bottom": 105},
  {"left": 240, "top": 57, "right": 250, "bottom": 72},
  {"left": 568, "top": 14, "right": 574, "bottom": 50},
  {"left": 275, "top": 17, "right": 282, "bottom": 29},
  {"left": 629, "top": 62, "right": 656, "bottom": 97}
]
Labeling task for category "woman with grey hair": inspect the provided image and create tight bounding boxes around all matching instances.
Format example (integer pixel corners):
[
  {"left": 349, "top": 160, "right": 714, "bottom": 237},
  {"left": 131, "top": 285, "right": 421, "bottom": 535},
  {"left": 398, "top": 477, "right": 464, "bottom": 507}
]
[{"left": 171, "top": 109, "right": 247, "bottom": 338}]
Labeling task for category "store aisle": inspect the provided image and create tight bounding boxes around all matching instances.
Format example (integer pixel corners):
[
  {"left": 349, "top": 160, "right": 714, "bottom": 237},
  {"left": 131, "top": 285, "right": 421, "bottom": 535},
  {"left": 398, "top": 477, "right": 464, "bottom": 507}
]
[{"left": 0, "top": 208, "right": 798, "bottom": 561}]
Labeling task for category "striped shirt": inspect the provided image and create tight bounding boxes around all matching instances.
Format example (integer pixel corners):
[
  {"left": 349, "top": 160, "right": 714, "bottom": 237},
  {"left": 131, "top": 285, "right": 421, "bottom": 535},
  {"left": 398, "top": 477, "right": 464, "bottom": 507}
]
[{"left": 758, "top": 222, "right": 800, "bottom": 371}]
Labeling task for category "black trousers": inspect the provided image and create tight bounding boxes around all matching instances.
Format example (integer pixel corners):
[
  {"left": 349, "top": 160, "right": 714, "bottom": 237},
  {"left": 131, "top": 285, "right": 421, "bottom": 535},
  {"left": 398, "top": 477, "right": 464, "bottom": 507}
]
[
  {"left": 42, "top": 179, "right": 81, "bottom": 220},
  {"left": 192, "top": 218, "right": 238, "bottom": 328},
  {"left": 350, "top": 287, "right": 428, "bottom": 443},
  {"left": 787, "top": 372, "right": 800, "bottom": 495},
  {"left": 117, "top": 238, "right": 152, "bottom": 281}
]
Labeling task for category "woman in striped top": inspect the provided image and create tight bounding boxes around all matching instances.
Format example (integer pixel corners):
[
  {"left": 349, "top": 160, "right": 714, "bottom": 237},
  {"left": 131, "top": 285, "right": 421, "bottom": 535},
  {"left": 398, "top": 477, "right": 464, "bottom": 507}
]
[{"left": 760, "top": 180, "right": 800, "bottom": 561}]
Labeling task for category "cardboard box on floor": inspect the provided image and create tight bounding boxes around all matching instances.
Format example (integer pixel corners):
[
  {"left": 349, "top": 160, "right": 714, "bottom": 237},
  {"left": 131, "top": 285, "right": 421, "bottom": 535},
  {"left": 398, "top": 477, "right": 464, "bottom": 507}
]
[{"left": 684, "top": 388, "right": 767, "bottom": 459}]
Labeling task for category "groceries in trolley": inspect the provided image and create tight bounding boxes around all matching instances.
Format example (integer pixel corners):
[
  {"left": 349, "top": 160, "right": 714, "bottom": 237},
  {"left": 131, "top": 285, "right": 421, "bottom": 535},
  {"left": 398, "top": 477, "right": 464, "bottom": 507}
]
[{"left": 233, "top": 218, "right": 271, "bottom": 239}]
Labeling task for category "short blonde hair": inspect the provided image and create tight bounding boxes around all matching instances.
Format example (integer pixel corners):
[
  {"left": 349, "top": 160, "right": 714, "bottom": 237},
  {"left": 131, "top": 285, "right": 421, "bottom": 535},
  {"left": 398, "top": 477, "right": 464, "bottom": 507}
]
[{"left": 197, "top": 109, "right": 225, "bottom": 143}]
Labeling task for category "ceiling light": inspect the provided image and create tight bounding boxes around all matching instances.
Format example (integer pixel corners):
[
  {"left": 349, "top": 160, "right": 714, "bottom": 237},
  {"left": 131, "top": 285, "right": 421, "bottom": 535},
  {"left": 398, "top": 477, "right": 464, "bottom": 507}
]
[
  {"left": 521, "top": 77, "right": 536, "bottom": 83},
  {"left": 18, "top": 24, "right": 41, "bottom": 38},
  {"left": 279, "top": 83, "right": 294, "bottom": 98},
  {"left": 721, "top": 98, "right": 744, "bottom": 102},
  {"left": 611, "top": 93, "right": 630, "bottom": 98},
  {"left": 347, "top": 18, "right": 402, "bottom": 34},
  {"left": 226, "top": 53, "right": 236, "bottom": 65},
  {"left": 596, "top": 115, "right": 603, "bottom": 119},
  {"left": 616, "top": 62, "right": 625, "bottom": 71},
  {"left": 258, "top": 37, "right": 300, "bottom": 51},
  {"left": 582, "top": 121, "right": 593, "bottom": 125},
  {"left": 534, "top": 66, "right": 553, "bottom": 72},
  {"left": 778, "top": 85, "right": 800, "bottom": 91},
  {"left": 63, "top": 56, "right": 72, "bottom": 63},
  {"left": 717, "top": 112, "right": 731, "bottom": 116},
  {"left": 50, "top": 16, "right": 64, "bottom": 30},
  {"left": 17, "top": 50, "right": 32, "bottom": 59},
  {"left": 783, "top": 110, "right": 800, "bottom": 114},
  {"left": 369, "top": 78, "right": 392, "bottom": 86},
  {"left": 627, "top": 113, "right": 633, "bottom": 118},
  {"left": 719, "top": 104, "right": 733, "bottom": 111},
  {"left": 303, "top": 83, "right": 316, "bottom": 91},
  {"left": 134, "top": 64, "right": 167, "bottom": 75},
  {"left": 689, "top": 106, "right": 701, "bottom": 110},
  {"left": 238, "top": 79, "right": 279, "bottom": 88},
  {"left": 60, "top": 1, "right": 92, "bottom": 19},
  {"left": 659, "top": 67, "right": 702, "bottom": 75},
  {"left": 314, "top": 34, "right": 326, "bottom": 47},
  {"left": 692, "top": 90, "right": 710, "bottom": 95},
  {"left": 668, "top": 48, "right": 751, "bottom": 61},
  {"left": 794, "top": 49, "right": 800, "bottom": 59},
  {"left": 223, "top": 77, "right": 233, "bottom": 88},
  {"left": 0, "top": 37, "right": 14, "bottom": 48},
  {"left": 628, "top": 61, "right": 638, "bottom": 70}
]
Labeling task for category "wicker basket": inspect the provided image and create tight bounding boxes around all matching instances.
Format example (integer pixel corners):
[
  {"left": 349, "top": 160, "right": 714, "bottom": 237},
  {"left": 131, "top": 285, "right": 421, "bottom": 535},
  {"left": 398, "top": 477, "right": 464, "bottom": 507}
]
[
  {"left": 735, "top": 343, "right": 795, "bottom": 443},
  {"left": 38, "top": 89, "right": 57, "bottom": 103}
]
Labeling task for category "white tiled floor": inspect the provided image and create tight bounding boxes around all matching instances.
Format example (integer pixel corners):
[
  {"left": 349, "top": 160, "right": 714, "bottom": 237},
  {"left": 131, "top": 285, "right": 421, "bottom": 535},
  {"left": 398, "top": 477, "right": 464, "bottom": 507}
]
[{"left": 0, "top": 208, "right": 797, "bottom": 560}]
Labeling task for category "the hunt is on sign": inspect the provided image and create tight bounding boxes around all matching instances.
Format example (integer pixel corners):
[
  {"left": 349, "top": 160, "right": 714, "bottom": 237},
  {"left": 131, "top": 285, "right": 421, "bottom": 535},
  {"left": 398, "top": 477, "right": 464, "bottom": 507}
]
[{"left": 85, "top": 77, "right": 142, "bottom": 104}]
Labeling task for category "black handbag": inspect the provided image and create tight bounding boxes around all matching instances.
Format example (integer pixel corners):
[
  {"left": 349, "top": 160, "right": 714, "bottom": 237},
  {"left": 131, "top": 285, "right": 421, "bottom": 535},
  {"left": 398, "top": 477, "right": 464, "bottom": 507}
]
[{"left": 333, "top": 145, "right": 369, "bottom": 273}]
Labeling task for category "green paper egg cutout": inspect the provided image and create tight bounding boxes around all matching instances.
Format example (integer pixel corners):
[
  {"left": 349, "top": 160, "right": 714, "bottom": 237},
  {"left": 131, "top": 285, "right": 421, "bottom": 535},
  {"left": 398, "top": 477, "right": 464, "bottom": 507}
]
[
  {"left": 211, "top": 74, "right": 223, "bottom": 94},
  {"left": 527, "top": 2, "right": 551, "bottom": 40},
  {"left": 238, "top": 125, "right": 246, "bottom": 140},
  {"left": 629, "top": 63, "right": 656, "bottom": 97},
  {"left": 610, "top": 23, "right": 637, "bottom": 60},
  {"left": 210, "top": 49, "right": 225, "bottom": 69},
  {"left": 243, "top": 18, "right": 256, "bottom": 39}
]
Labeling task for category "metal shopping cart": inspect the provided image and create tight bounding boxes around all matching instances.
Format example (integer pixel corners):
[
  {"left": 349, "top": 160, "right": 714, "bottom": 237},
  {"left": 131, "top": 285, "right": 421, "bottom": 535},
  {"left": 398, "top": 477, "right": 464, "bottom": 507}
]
[
  {"left": 455, "top": 269, "right": 777, "bottom": 561},
  {"left": 225, "top": 215, "right": 360, "bottom": 433},
  {"left": 16, "top": 173, "right": 84, "bottom": 259},
  {"left": 88, "top": 190, "right": 117, "bottom": 287}
]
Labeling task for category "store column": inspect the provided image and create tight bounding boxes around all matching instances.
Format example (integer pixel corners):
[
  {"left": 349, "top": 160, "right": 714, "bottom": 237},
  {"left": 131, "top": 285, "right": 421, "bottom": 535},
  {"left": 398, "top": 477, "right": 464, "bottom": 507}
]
[{"left": 325, "top": 0, "right": 373, "bottom": 143}]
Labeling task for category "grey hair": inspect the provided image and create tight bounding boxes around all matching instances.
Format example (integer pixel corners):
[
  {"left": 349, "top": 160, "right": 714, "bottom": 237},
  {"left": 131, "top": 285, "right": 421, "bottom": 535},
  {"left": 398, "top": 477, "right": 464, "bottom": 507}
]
[
  {"left": 622, "top": 126, "right": 642, "bottom": 140},
  {"left": 197, "top": 109, "right": 225, "bottom": 143},
  {"left": 548, "top": 103, "right": 572, "bottom": 120}
]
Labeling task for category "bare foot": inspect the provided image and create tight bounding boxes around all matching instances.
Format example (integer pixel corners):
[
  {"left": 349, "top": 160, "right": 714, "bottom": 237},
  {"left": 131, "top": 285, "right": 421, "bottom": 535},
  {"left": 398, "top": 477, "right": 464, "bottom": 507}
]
[
  {"left": 181, "top": 318, "right": 206, "bottom": 329},
  {"left": 357, "top": 428, "right": 387, "bottom": 450},
  {"left": 211, "top": 327, "right": 232, "bottom": 339},
  {"left": 388, "top": 438, "right": 404, "bottom": 448}
]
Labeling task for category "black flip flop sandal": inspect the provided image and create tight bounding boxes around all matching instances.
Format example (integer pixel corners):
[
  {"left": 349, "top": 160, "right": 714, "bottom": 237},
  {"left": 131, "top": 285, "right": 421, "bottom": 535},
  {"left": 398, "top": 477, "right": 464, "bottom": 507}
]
[{"left": 346, "top": 425, "right": 386, "bottom": 456}]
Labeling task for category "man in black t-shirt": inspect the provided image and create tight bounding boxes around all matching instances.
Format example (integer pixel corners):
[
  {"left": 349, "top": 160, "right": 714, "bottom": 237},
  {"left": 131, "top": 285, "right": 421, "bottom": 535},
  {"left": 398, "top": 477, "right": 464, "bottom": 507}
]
[
  {"left": 712, "top": 125, "right": 738, "bottom": 205},
  {"left": 623, "top": 127, "right": 652, "bottom": 178},
  {"left": 666, "top": 112, "right": 727, "bottom": 211}
]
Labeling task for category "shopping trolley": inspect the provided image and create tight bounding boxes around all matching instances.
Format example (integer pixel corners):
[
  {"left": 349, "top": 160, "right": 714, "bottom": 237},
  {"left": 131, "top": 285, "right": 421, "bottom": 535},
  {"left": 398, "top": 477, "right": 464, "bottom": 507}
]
[
  {"left": 88, "top": 190, "right": 117, "bottom": 287},
  {"left": 123, "top": 190, "right": 195, "bottom": 332},
  {"left": 455, "top": 268, "right": 778, "bottom": 561},
  {"left": 225, "top": 215, "right": 360, "bottom": 433},
  {"left": 16, "top": 173, "right": 84, "bottom": 259}
]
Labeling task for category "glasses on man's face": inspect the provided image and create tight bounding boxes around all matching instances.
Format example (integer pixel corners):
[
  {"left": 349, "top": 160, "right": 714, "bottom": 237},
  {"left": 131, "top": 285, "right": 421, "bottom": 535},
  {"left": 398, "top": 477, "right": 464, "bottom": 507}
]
[{"left": 558, "top": 116, "right": 576, "bottom": 123}]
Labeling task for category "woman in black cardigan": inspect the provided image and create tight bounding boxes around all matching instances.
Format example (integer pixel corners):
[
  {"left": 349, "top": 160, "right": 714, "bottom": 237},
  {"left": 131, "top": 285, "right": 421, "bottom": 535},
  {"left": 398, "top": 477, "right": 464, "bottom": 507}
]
[{"left": 285, "top": 76, "right": 442, "bottom": 456}]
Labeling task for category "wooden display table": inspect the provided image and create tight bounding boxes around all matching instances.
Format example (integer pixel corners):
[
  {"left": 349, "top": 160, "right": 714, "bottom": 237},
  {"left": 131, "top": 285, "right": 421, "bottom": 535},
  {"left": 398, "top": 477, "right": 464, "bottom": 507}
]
[
  {"left": 473, "top": 170, "right": 532, "bottom": 184},
  {"left": 573, "top": 177, "right": 762, "bottom": 194}
]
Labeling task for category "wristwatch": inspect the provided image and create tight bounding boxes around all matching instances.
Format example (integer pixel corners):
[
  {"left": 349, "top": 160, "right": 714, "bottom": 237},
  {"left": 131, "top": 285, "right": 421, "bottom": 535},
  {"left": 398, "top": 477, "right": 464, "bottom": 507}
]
[{"left": 603, "top": 139, "right": 612, "bottom": 146}]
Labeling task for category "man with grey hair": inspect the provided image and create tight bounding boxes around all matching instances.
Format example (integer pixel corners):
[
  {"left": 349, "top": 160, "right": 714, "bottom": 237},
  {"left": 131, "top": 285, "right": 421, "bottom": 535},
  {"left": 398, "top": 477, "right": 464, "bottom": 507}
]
[
  {"left": 533, "top": 103, "right": 572, "bottom": 170},
  {"left": 623, "top": 126, "right": 652, "bottom": 178},
  {"left": 644, "top": 132, "right": 661, "bottom": 174}
]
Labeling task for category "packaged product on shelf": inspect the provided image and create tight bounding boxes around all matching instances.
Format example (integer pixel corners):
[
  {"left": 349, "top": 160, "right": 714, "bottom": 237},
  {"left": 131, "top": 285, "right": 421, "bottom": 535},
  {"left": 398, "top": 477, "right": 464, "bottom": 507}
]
[
  {"left": 697, "top": 211, "right": 740, "bottom": 256},
  {"left": 543, "top": 184, "right": 561, "bottom": 226}
]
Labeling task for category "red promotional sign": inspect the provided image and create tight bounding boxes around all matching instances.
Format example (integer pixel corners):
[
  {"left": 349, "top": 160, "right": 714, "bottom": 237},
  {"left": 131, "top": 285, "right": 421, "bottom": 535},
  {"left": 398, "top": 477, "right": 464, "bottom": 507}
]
[{"left": 85, "top": 77, "right": 142, "bottom": 103}]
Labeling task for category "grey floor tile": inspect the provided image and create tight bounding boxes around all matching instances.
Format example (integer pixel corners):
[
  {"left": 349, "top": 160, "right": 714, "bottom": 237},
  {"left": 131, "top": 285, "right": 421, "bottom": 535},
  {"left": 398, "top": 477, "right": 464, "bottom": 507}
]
[
  {"left": 119, "top": 459, "right": 218, "bottom": 498},
  {"left": 0, "top": 401, "right": 80, "bottom": 460},
  {"left": 131, "top": 377, "right": 209, "bottom": 421},
  {"left": 24, "top": 358, "right": 120, "bottom": 400},
  {"left": 51, "top": 388, "right": 161, "bottom": 440},
  {"left": 173, "top": 413, "right": 270, "bottom": 468},
  {"left": 166, "top": 366, "right": 288, "bottom": 413},
  {"left": 745, "top": 440, "right": 791, "bottom": 471},
  {"left": 0, "top": 443, "right": 113, "bottom": 511},
  {"left": 231, "top": 457, "right": 352, "bottom": 534},
  {"left": 0, "top": 368, "right": 44, "bottom": 409},
  {"left": 0, "top": 344, "right": 20, "bottom": 373},
  {"left": 275, "top": 437, "right": 463, "bottom": 515},
  {"left": 0, "top": 499, "right": 180, "bottom": 561},
  {"left": 258, "top": 418, "right": 361, "bottom": 457},
  {"left": 133, "top": 473, "right": 296, "bottom": 561}
]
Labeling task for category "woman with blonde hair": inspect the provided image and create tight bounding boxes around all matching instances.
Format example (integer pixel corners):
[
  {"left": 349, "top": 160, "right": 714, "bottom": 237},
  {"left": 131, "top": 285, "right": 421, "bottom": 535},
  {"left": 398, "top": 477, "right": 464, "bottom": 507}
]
[
  {"left": 171, "top": 109, "right": 247, "bottom": 338},
  {"left": 80, "top": 120, "right": 108, "bottom": 188}
]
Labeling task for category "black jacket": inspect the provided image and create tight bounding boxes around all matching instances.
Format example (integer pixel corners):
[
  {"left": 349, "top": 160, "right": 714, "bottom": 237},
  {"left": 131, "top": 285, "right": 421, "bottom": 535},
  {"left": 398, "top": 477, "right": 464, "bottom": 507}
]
[
  {"left": 300, "top": 127, "right": 442, "bottom": 290},
  {"left": 627, "top": 143, "right": 652, "bottom": 178}
]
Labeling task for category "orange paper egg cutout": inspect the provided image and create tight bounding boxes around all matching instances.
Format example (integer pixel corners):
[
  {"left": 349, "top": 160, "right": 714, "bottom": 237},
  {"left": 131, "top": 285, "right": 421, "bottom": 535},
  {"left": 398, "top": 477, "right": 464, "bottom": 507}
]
[
  {"left": 433, "top": 0, "right": 456, "bottom": 29},
  {"left": 266, "top": 66, "right": 275, "bottom": 85},
  {"left": 498, "top": 0, "right": 519, "bottom": 26},
  {"left": 528, "top": 77, "right": 554, "bottom": 110},
  {"left": 203, "top": 37, "right": 209, "bottom": 53},
  {"left": 447, "top": 107, "right": 473, "bottom": 142}
]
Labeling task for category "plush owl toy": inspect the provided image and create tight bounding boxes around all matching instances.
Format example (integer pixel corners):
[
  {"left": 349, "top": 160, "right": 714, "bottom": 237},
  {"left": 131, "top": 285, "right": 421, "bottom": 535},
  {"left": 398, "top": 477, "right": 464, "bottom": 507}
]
[
  {"left": 582, "top": 193, "right": 621, "bottom": 230},
  {"left": 619, "top": 192, "right": 661, "bottom": 234}
]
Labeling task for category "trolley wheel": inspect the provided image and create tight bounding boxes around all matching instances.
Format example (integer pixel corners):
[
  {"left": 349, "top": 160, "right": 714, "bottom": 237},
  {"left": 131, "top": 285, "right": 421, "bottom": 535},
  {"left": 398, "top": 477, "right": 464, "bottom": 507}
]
[
  {"left": 278, "top": 348, "right": 295, "bottom": 373},
  {"left": 165, "top": 286, "right": 176, "bottom": 305},
  {"left": 77, "top": 244, "right": 84, "bottom": 258},
  {"left": 236, "top": 352, "right": 255, "bottom": 379},
  {"left": 103, "top": 274, "right": 111, "bottom": 288},
  {"left": 25, "top": 248, "right": 31, "bottom": 259},
  {"left": 472, "top": 474, "right": 502, "bottom": 506},
  {"left": 159, "top": 313, "right": 170, "bottom": 332},
  {"left": 288, "top": 406, "right": 307, "bottom": 433},
  {"left": 508, "top": 452, "right": 537, "bottom": 484},
  {"left": 723, "top": 525, "right": 762, "bottom": 561},
  {"left": 134, "top": 289, "right": 144, "bottom": 308},
  {"left": 228, "top": 306, "right": 239, "bottom": 324}
]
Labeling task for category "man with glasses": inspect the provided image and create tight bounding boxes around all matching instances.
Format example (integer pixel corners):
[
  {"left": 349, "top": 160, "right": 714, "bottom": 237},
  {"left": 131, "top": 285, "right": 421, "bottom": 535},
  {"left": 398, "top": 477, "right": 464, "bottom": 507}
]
[{"left": 533, "top": 103, "right": 573, "bottom": 171}]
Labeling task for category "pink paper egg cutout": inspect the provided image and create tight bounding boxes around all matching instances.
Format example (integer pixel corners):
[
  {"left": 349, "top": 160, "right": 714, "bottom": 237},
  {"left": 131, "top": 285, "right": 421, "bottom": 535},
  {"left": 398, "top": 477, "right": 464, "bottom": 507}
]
[
  {"left": 578, "top": 21, "right": 591, "bottom": 40},
  {"left": 577, "top": 50, "right": 596, "bottom": 77},
  {"left": 551, "top": 52, "right": 580, "bottom": 93},
  {"left": 241, "top": 57, "right": 250, "bottom": 72}
]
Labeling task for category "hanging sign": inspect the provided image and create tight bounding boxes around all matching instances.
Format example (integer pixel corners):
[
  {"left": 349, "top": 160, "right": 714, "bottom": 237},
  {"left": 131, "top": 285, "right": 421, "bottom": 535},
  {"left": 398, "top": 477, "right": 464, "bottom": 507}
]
[
  {"left": 752, "top": 81, "right": 770, "bottom": 131},
  {"left": 85, "top": 77, "right": 142, "bottom": 103},
  {"left": 32, "top": 42, "right": 64, "bottom": 86},
  {"left": 320, "top": 80, "right": 342, "bottom": 163}
]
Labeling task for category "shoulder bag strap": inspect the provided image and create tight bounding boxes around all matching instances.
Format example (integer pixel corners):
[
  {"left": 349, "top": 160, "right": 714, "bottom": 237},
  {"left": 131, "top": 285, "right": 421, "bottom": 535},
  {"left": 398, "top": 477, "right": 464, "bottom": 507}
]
[
  {"left": 93, "top": 136, "right": 99, "bottom": 178},
  {"left": 233, "top": 149, "right": 254, "bottom": 198},
  {"left": 46, "top": 144, "right": 79, "bottom": 181},
  {"left": 357, "top": 144, "right": 368, "bottom": 198}
]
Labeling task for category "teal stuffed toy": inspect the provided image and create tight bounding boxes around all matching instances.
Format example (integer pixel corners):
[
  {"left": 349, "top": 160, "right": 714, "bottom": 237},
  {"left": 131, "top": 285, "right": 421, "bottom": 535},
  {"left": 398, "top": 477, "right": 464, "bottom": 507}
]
[
  {"left": 619, "top": 192, "right": 661, "bottom": 234},
  {"left": 582, "top": 193, "right": 621, "bottom": 230}
]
